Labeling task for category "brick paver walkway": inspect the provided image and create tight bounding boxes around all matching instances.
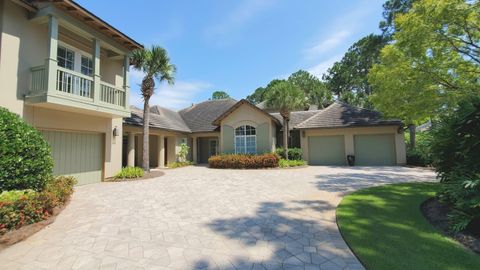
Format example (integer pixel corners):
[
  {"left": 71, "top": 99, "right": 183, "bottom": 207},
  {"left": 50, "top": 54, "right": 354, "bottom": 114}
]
[{"left": 0, "top": 166, "right": 435, "bottom": 270}]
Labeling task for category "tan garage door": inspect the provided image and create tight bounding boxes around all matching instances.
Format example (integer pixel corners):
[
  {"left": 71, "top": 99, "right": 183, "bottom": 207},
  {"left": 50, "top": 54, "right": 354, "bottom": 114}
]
[{"left": 41, "top": 130, "right": 103, "bottom": 185}]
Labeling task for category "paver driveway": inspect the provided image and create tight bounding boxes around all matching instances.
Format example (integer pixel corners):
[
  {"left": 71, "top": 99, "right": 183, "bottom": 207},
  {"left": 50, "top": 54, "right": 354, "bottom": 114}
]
[{"left": 1, "top": 166, "right": 435, "bottom": 270}]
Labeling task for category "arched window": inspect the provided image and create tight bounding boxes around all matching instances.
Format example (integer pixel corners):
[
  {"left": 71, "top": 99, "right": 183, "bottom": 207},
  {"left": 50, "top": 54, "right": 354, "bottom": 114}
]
[{"left": 235, "top": 125, "right": 256, "bottom": 154}]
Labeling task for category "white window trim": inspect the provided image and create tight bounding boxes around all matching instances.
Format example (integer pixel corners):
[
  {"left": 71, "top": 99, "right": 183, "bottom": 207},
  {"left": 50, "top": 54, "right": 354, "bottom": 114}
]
[
  {"left": 234, "top": 125, "right": 257, "bottom": 154},
  {"left": 58, "top": 41, "right": 94, "bottom": 77}
]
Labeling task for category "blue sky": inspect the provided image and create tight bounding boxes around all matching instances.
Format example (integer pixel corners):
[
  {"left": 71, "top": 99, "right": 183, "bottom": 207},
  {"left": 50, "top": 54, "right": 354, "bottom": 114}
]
[{"left": 78, "top": 0, "right": 385, "bottom": 110}]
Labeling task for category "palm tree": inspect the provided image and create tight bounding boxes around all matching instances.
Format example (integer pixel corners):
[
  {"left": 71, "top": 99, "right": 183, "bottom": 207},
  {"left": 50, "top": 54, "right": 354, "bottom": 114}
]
[
  {"left": 130, "top": 46, "right": 176, "bottom": 171},
  {"left": 265, "top": 80, "right": 306, "bottom": 160}
]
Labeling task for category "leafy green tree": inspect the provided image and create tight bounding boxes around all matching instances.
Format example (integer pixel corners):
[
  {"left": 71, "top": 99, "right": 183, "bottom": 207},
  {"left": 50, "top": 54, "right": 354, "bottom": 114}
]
[
  {"left": 323, "top": 34, "right": 388, "bottom": 108},
  {"left": 265, "top": 81, "right": 306, "bottom": 160},
  {"left": 379, "top": 0, "right": 415, "bottom": 37},
  {"left": 288, "top": 70, "right": 332, "bottom": 108},
  {"left": 246, "top": 87, "right": 266, "bottom": 104},
  {"left": 130, "top": 46, "right": 176, "bottom": 171},
  {"left": 369, "top": 0, "right": 480, "bottom": 147},
  {"left": 211, "top": 90, "right": 230, "bottom": 100}
]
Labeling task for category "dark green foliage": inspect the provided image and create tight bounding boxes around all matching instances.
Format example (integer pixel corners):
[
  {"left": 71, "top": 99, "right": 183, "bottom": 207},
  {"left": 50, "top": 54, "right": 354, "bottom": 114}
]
[
  {"left": 406, "top": 131, "right": 433, "bottom": 166},
  {"left": 246, "top": 87, "right": 267, "bottom": 104},
  {"left": 323, "top": 34, "right": 388, "bottom": 109},
  {"left": 208, "top": 154, "right": 279, "bottom": 169},
  {"left": 431, "top": 97, "right": 480, "bottom": 232},
  {"left": 211, "top": 91, "right": 230, "bottom": 100},
  {"left": 275, "top": 147, "right": 302, "bottom": 161},
  {"left": 0, "top": 107, "right": 53, "bottom": 192},
  {"left": 0, "top": 176, "right": 76, "bottom": 234},
  {"left": 379, "top": 0, "right": 415, "bottom": 37}
]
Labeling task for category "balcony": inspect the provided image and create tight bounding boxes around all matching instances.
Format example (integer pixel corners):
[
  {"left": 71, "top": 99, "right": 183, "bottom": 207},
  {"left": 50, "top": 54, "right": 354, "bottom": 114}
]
[
  {"left": 27, "top": 65, "right": 129, "bottom": 117},
  {"left": 25, "top": 13, "right": 131, "bottom": 118}
]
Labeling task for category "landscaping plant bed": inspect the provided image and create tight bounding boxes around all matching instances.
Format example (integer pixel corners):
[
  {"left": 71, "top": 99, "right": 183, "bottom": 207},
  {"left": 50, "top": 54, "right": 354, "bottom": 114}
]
[
  {"left": 421, "top": 197, "right": 480, "bottom": 254},
  {"left": 106, "top": 170, "right": 164, "bottom": 182},
  {"left": 0, "top": 201, "right": 69, "bottom": 251}
]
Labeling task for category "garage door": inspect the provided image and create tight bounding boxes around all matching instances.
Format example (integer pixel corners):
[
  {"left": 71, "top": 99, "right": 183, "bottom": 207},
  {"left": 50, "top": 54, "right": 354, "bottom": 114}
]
[
  {"left": 41, "top": 130, "right": 103, "bottom": 185},
  {"left": 308, "top": 135, "right": 346, "bottom": 165},
  {"left": 354, "top": 134, "right": 396, "bottom": 166}
]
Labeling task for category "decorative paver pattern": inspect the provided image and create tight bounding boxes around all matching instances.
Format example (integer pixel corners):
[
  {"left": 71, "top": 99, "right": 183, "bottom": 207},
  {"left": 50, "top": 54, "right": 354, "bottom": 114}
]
[{"left": 0, "top": 166, "right": 435, "bottom": 270}]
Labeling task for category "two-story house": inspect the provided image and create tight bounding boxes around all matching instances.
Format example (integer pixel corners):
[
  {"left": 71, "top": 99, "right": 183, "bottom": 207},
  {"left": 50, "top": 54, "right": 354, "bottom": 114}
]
[{"left": 0, "top": 0, "right": 142, "bottom": 185}]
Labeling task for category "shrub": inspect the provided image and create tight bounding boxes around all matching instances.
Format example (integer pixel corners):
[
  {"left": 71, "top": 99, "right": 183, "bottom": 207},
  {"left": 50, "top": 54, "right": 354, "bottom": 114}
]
[
  {"left": 114, "top": 167, "right": 144, "bottom": 179},
  {"left": 177, "top": 143, "right": 190, "bottom": 162},
  {"left": 0, "top": 176, "right": 76, "bottom": 235},
  {"left": 0, "top": 107, "right": 53, "bottom": 192},
  {"left": 405, "top": 131, "right": 434, "bottom": 166},
  {"left": 431, "top": 97, "right": 480, "bottom": 232},
  {"left": 279, "top": 159, "right": 306, "bottom": 168},
  {"left": 275, "top": 147, "right": 303, "bottom": 160},
  {"left": 208, "top": 153, "right": 279, "bottom": 169},
  {"left": 168, "top": 161, "right": 193, "bottom": 168}
]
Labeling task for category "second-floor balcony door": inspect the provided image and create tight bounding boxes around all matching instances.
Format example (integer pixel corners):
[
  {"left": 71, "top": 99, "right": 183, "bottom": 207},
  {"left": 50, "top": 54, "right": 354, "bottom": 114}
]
[{"left": 57, "top": 45, "right": 93, "bottom": 98}]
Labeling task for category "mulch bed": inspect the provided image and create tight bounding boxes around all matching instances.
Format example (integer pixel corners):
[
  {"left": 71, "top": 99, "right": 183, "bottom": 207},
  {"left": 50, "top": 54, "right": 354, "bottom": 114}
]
[
  {"left": 105, "top": 170, "right": 165, "bottom": 182},
  {"left": 421, "top": 197, "right": 480, "bottom": 254},
  {"left": 0, "top": 201, "right": 69, "bottom": 251}
]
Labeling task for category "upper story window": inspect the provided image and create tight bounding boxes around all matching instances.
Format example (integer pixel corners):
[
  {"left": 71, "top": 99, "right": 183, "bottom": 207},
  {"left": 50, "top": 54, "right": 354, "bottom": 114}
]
[
  {"left": 81, "top": 56, "right": 93, "bottom": 76},
  {"left": 57, "top": 46, "right": 74, "bottom": 70},
  {"left": 235, "top": 125, "right": 256, "bottom": 154}
]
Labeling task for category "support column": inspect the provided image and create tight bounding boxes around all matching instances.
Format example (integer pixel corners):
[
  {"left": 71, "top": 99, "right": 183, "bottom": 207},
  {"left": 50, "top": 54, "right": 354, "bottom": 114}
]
[
  {"left": 192, "top": 137, "right": 197, "bottom": 163},
  {"left": 158, "top": 134, "right": 165, "bottom": 168},
  {"left": 123, "top": 55, "right": 130, "bottom": 109},
  {"left": 45, "top": 15, "right": 58, "bottom": 93},
  {"left": 92, "top": 38, "right": 101, "bottom": 103},
  {"left": 127, "top": 133, "right": 135, "bottom": 167}
]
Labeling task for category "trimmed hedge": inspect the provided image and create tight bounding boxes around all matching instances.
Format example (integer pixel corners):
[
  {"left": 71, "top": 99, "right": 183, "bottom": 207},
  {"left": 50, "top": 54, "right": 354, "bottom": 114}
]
[
  {"left": 0, "top": 176, "right": 76, "bottom": 235},
  {"left": 275, "top": 147, "right": 303, "bottom": 161},
  {"left": 208, "top": 153, "right": 279, "bottom": 169},
  {"left": 0, "top": 107, "right": 53, "bottom": 192}
]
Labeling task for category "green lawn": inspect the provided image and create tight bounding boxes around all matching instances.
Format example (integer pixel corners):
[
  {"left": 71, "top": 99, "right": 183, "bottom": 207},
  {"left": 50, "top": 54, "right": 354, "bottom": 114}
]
[{"left": 336, "top": 182, "right": 480, "bottom": 270}]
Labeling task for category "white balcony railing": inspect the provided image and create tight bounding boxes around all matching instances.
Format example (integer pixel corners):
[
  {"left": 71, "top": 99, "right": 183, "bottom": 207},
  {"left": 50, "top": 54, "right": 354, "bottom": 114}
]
[
  {"left": 30, "top": 65, "right": 127, "bottom": 109},
  {"left": 56, "top": 67, "right": 93, "bottom": 99},
  {"left": 100, "top": 82, "right": 126, "bottom": 107}
]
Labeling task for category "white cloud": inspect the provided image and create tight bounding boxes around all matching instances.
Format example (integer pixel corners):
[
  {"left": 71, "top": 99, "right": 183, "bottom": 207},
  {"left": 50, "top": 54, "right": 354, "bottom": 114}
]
[
  {"left": 304, "top": 30, "right": 351, "bottom": 59},
  {"left": 129, "top": 70, "right": 212, "bottom": 110},
  {"left": 306, "top": 54, "right": 344, "bottom": 78},
  {"left": 204, "top": 0, "right": 275, "bottom": 40}
]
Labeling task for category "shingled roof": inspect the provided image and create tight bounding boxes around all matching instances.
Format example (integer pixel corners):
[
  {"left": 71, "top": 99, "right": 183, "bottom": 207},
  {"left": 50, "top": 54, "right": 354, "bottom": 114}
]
[
  {"left": 270, "top": 110, "right": 321, "bottom": 130},
  {"left": 295, "top": 102, "right": 402, "bottom": 129},
  {"left": 124, "top": 106, "right": 191, "bottom": 133},
  {"left": 178, "top": 99, "right": 238, "bottom": 132}
]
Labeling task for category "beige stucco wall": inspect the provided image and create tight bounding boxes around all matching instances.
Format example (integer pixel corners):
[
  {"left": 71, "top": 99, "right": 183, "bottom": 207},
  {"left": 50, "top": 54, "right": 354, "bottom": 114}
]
[
  {"left": 0, "top": 1, "right": 127, "bottom": 179},
  {"left": 0, "top": 0, "right": 47, "bottom": 118},
  {"left": 219, "top": 103, "right": 276, "bottom": 153},
  {"left": 300, "top": 126, "right": 406, "bottom": 165},
  {"left": 123, "top": 125, "right": 188, "bottom": 167}
]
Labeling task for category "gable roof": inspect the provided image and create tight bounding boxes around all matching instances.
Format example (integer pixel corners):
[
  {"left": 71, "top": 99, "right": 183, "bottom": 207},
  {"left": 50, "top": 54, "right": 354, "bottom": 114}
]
[
  {"left": 178, "top": 99, "right": 238, "bottom": 132},
  {"left": 211, "top": 99, "right": 282, "bottom": 126},
  {"left": 124, "top": 106, "right": 191, "bottom": 133},
  {"left": 295, "top": 102, "right": 402, "bottom": 129}
]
